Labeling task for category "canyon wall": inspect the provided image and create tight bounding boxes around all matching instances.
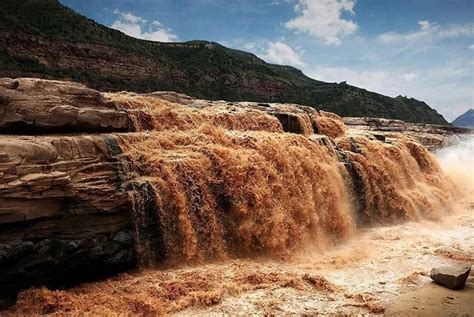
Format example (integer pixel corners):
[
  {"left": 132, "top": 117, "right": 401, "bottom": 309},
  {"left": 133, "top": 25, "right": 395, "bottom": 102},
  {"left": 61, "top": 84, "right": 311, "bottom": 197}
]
[{"left": 0, "top": 78, "right": 468, "bottom": 296}]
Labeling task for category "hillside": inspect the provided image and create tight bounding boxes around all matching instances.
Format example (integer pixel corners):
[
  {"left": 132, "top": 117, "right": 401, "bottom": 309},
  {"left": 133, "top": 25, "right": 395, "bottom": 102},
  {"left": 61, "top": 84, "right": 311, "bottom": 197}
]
[
  {"left": 452, "top": 109, "right": 474, "bottom": 128},
  {"left": 0, "top": 0, "right": 448, "bottom": 124}
]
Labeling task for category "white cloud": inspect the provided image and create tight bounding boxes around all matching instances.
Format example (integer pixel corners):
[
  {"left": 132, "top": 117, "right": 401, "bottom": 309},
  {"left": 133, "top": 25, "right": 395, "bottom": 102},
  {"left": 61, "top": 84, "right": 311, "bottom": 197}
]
[
  {"left": 285, "top": 0, "right": 358, "bottom": 45},
  {"left": 111, "top": 9, "right": 178, "bottom": 42},
  {"left": 469, "top": 44, "right": 474, "bottom": 50},
  {"left": 234, "top": 40, "right": 305, "bottom": 67},
  {"left": 378, "top": 20, "right": 474, "bottom": 43},
  {"left": 260, "top": 42, "right": 305, "bottom": 67},
  {"left": 402, "top": 72, "right": 419, "bottom": 81},
  {"left": 113, "top": 10, "right": 146, "bottom": 24},
  {"left": 418, "top": 20, "right": 431, "bottom": 30},
  {"left": 267, "top": 0, "right": 293, "bottom": 5},
  {"left": 438, "top": 24, "right": 474, "bottom": 38}
]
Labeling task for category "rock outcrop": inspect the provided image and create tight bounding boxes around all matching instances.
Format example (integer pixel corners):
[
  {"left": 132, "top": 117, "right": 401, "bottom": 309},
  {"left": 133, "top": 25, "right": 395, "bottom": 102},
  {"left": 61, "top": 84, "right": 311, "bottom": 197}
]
[
  {"left": 343, "top": 117, "right": 472, "bottom": 150},
  {"left": 0, "top": 133, "right": 136, "bottom": 296},
  {"left": 0, "top": 78, "right": 133, "bottom": 134},
  {"left": 0, "top": 78, "right": 143, "bottom": 296}
]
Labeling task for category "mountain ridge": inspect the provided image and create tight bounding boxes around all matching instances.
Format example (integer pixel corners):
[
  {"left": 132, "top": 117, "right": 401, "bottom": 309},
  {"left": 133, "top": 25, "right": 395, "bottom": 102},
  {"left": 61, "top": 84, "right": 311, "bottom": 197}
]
[
  {"left": 452, "top": 109, "right": 474, "bottom": 128},
  {"left": 0, "top": 0, "right": 448, "bottom": 124}
]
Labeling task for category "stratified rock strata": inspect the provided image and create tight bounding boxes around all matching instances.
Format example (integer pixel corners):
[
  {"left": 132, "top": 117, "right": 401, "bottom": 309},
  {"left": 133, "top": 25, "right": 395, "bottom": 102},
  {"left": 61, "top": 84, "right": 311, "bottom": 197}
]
[
  {"left": 343, "top": 117, "right": 471, "bottom": 150},
  {"left": 0, "top": 78, "right": 132, "bottom": 133},
  {"left": 0, "top": 133, "right": 136, "bottom": 295}
]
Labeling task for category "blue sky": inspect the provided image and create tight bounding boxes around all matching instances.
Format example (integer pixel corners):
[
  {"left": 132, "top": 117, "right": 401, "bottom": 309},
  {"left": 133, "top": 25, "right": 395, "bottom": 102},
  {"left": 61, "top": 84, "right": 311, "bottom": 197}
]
[{"left": 60, "top": 0, "right": 474, "bottom": 121}]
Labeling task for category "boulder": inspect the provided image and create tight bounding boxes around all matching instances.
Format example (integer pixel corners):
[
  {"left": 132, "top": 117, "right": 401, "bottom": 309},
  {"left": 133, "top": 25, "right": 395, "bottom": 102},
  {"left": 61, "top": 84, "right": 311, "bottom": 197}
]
[{"left": 430, "top": 264, "right": 471, "bottom": 290}]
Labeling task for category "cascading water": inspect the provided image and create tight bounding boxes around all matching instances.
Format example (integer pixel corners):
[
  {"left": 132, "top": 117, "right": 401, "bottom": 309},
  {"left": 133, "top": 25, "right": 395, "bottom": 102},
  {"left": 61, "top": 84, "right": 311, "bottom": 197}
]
[
  {"left": 337, "top": 135, "right": 457, "bottom": 225},
  {"left": 119, "top": 128, "right": 355, "bottom": 263},
  {"left": 8, "top": 94, "right": 472, "bottom": 316},
  {"left": 109, "top": 93, "right": 459, "bottom": 265},
  {"left": 435, "top": 136, "right": 474, "bottom": 200}
]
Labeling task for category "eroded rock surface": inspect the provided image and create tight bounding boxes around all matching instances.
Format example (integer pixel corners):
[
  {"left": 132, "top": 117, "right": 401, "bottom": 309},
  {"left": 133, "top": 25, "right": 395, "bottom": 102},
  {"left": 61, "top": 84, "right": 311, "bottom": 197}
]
[
  {"left": 344, "top": 117, "right": 472, "bottom": 150},
  {"left": 0, "top": 133, "right": 136, "bottom": 295},
  {"left": 0, "top": 78, "right": 132, "bottom": 133}
]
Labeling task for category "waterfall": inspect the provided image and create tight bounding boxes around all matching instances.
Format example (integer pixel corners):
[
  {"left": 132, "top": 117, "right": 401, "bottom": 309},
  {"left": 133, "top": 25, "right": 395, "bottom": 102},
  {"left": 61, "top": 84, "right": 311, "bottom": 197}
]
[{"left": 109, "top": 93, "right": 458, "bottom": 265}]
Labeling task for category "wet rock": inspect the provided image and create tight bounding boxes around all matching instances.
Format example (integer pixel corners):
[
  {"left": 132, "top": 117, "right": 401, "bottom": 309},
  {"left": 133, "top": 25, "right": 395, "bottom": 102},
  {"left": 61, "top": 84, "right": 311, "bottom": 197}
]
[
  {"left": 372, "top": 134, "right": 386, "bottom": 142},
  {"left": 0, "top": 78, "right": 19, "bottom": 90},
  {"left": 270, "top": 112, "right": 311, "bottom": 135},
  {"left": 113, "top": 230, "right": 134, "bottom": 246},
  {"left": 430, "top": 264, "right": 471, "bottom": 290}
]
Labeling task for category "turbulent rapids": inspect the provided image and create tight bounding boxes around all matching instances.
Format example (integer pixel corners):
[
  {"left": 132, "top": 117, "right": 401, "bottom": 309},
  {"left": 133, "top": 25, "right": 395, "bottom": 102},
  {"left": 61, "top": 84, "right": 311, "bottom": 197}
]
[
  {"left": 1, "top": 79, "right": 471, "bottom": 315},
  {"left": 107, "top": 93, "right": 458, "bottom": 265}
]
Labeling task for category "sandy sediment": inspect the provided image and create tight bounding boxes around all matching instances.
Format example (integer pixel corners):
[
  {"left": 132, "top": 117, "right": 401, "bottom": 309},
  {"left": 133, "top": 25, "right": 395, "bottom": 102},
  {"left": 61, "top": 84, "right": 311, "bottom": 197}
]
[{"left": 385, "top": 278, "right": 474, "bottom": 316}]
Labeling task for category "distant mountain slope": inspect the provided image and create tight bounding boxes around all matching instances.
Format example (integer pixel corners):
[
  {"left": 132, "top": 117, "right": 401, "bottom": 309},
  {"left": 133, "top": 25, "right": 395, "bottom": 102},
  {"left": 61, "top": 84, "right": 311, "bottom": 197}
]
[
  {"left": 452, "top": 109, "right": 474, "bottom": 128},
  {"left": 0, "top": 0, "right": 448, "bottom": 124}
]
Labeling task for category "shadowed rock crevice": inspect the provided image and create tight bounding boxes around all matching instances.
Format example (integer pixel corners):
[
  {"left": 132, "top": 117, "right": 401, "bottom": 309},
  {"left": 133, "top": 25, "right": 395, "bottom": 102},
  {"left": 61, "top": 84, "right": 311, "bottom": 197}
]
[{"left": 129, "top": 182, "right": 166, "bottom": 266}]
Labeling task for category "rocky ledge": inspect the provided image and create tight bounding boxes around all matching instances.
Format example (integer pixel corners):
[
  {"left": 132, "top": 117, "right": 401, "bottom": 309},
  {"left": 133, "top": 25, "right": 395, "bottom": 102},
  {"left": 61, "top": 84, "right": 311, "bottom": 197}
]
[
  {"left": 0, "top": 78, "right": 133, "bottom": 133},
  {"left": 0, "top": 78, "right": 140, "bottom": 298},
  {"left": 344, "top": 117, "right": 472, "bottom": 150},
  {"left": 0, "top": 134, "right": 136, "bottom": 297}
]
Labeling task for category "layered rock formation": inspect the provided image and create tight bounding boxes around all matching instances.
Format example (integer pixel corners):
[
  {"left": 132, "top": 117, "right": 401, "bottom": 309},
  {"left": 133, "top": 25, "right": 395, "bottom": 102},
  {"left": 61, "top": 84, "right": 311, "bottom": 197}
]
[
  {"left": 343, "top": 117, "right": 471, "bottom": 150},
  {"left": 0, "top": 78, "right": 137, "bottom": 296},
  {"left": 0, "top": 134, "right": 136, "bottom": 294},
  {"left": 0, "top": 78, "right": 132, "bottom": 133},
  {"left": 0, "top": 78, "right": 467, "bottom": 299}
]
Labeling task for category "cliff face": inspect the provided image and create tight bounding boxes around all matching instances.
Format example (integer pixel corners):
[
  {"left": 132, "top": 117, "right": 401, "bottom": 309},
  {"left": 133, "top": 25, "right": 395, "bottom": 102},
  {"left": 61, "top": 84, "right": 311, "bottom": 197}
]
[
  {"left": 0, "top": 78, "right": 466, "bottom": 299},
  {"left": 0, "top": 134, "right": 136, "bottom": 293},
  {"left": 0, "top": 0, "right": 448, "bottom": 125},
  {"left": 0, "top": 78, "right": 137, "bottom": 296}
]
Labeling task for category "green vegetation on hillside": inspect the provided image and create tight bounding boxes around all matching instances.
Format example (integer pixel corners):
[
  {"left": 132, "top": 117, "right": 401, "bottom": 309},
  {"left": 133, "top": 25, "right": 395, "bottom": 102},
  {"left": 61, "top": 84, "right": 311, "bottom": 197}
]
[{"left": 0, "top": 0, "right": 448, "bottom": 124}]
